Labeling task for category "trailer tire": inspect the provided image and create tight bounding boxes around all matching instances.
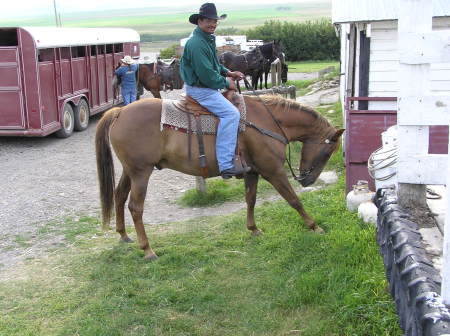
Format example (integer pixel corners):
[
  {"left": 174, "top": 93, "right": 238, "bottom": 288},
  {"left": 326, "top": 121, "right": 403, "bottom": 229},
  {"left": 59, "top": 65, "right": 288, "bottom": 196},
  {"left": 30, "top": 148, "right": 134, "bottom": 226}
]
[
  {"left": 74, "top": 99, "right": 90, "bottom": 131},
  {"left": 55, "top": 103, "right": 75, "bottom": 138}
]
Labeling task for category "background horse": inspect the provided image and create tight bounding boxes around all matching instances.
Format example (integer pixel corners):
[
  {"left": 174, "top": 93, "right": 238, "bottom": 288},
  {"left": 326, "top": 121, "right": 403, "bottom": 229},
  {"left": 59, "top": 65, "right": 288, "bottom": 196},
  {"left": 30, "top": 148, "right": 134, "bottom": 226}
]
[
  {"left": 252, "top": 41, "right": 286, "bottom": 90},
  {"left": 96, "top": 93, "right": 344, "bottom": 260},
  {"left": 137, "top": 58, "right": 183, "bottom": 98},
  {"left": 113, "top": 59, "right": 183, "bottom": 100},
  {"left": 219, "top": 47, "right": 264, "bottom": 90}
]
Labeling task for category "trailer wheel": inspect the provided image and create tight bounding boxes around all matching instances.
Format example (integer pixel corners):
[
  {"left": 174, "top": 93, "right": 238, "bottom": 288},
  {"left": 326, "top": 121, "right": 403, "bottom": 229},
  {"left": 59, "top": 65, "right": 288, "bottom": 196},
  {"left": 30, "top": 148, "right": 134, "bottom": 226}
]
[
  {"left": 55, "top": 103, "right": 75, "bottom": 138},
  {"left": 74, "top": 99, "right": 90, "bottom": 131}
]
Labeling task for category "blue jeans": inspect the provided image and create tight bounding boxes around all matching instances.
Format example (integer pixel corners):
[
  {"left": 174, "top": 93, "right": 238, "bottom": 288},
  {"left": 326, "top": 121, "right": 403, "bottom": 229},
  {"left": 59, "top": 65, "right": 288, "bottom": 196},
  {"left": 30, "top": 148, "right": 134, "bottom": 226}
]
[
  {"left": 185, "top": 85, "right": 240, "bottom": 172},
  {"left": 122, "top": 88, "right": 137, "bottom": 106}
]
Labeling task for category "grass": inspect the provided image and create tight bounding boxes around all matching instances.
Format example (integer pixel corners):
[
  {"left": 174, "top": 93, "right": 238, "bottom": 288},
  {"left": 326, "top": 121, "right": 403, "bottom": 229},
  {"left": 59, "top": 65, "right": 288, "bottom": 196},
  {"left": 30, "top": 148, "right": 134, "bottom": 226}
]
[
  {"left": 178, "top": 177, "right": 274, "bottom": 207},
  {"left": 0, "top": 172, "right": 401, "bottom": 335},
  {"left": 287, "top": 60, "right": 340, "bottom": 73},
  {"left": 0, "top": 95, "right": 401, "bottom": 334}
]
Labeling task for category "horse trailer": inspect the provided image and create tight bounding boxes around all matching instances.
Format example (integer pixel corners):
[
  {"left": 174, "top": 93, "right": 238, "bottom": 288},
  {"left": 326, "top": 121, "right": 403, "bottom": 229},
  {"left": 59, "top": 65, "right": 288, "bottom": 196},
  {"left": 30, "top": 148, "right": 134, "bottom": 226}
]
[{"left": 0, "top": 27, "right": 140, "bottom": 137}]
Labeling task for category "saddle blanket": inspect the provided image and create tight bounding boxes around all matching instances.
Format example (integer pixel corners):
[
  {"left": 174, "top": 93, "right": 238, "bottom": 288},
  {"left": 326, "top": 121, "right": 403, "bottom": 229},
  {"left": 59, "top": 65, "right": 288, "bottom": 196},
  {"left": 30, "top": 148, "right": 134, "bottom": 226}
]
[{"left": 161, "top": 94, "right": 247, "bottom": 134}]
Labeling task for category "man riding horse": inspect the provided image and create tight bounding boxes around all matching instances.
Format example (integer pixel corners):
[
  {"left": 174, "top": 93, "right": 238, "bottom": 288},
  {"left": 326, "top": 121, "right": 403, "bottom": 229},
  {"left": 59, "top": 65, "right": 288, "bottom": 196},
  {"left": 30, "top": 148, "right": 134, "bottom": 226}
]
[{"left": 180, "top": 2, "right": 250, "bottom": 179}]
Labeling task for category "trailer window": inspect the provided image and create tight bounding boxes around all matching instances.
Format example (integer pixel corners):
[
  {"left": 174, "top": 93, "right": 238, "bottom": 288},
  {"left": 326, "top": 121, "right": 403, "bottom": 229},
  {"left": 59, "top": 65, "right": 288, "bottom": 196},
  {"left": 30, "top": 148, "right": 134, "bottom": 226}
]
[
  {"left": 97, "top": 45, "right": 105, "bottom": 54},
  {"left": 114, "top": 43, "right": 123, "bottom": 53},
  {"left": 90, "top": 46, "right": 97, "bottom": 56},
  {"left": 106, "top": 44, "right": 113, "bottom": 54},
  {"left": 60, "top": 47, "right": 70, "bottom": 59},
  {"left": 71, "top": 46, "right": 86, "bottom": 58},
  {"left": 38, "top": 48, "right": 54, "bottom": 62},
  {"left": 0, "top": 28, "right": 18, "bottom": 46}
]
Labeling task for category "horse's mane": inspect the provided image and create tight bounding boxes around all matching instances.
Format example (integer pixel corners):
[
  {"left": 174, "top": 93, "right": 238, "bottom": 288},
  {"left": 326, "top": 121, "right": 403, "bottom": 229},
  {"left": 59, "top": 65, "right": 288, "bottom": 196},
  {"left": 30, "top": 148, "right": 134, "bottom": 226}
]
[{"left": 254, "top": 94, "right": 332, "bottom": 129}]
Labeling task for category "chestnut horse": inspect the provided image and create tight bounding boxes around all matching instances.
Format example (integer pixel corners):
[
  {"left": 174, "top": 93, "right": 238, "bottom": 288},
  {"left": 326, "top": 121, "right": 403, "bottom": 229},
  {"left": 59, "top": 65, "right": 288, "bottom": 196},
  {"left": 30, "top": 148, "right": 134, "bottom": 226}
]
[{"left": 95, "top": 94, "right": 344, "bottom": 260}]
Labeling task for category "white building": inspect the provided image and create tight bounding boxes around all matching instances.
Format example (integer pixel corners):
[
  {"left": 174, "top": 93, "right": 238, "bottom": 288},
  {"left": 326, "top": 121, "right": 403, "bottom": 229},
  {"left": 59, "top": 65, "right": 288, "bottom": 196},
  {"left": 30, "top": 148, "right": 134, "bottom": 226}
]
[
  {"left": 332, "top": 0, "right": 450, "bottom": 113},
  {"left": 179, "top": 35, "right": 262, "bottom": 51}
]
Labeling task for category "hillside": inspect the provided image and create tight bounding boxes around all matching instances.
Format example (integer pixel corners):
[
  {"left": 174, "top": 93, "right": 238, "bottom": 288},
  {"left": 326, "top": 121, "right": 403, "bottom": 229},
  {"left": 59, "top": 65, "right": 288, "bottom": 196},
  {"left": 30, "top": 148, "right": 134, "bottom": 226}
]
[{"left": 1, "top": 1, "right": 331, "bottom": 38}]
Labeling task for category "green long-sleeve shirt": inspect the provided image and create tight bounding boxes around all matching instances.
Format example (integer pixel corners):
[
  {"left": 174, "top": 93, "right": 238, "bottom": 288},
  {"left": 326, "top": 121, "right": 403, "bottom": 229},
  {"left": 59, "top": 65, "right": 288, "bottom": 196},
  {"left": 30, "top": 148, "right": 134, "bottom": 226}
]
[{"left": 180, "top": 26, "right": 230, "bottom": 90}]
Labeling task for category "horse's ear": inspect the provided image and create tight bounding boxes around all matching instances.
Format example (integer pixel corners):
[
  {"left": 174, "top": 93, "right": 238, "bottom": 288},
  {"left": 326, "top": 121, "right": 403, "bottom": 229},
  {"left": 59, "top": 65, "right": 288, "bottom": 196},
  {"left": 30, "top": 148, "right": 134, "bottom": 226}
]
[{"left": 331, "top": 128, "right": 345, "bottom": 141}]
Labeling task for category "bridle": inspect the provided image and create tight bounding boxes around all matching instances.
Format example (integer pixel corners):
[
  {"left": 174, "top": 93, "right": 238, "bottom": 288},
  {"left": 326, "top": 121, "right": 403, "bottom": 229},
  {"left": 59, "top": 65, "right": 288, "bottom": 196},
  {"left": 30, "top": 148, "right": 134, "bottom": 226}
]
[{"left": 240, "top": 78, "right": 336, "bottom": 182}]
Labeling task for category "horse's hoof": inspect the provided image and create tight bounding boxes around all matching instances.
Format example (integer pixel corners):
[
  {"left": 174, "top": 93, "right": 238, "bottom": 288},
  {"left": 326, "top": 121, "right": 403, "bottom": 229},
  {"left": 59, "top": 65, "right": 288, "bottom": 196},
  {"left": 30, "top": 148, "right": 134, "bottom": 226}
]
[
  {"left": 144, "top": 253, "right": 159, "bottom": 261},
  {"left": 313, "top": 226, "right": 325, "bottom": 234},
  {"left": 120, "top": 236, "right": 133, "bottom": 243},
  {"left": 251, "top": 229, "right": 263, "bottom": 236}
]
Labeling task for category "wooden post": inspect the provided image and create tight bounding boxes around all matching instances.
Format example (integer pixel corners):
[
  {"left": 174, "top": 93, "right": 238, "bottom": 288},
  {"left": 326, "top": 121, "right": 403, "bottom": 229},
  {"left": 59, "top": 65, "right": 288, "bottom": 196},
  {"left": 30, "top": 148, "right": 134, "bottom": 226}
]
[
  {"left": 396, "top": 0, "right": 430, "bottom": 208},
  {"left": 195, "top": 176, "right": 206, "bottom": 193},
  {"left": 396, "top": 0, "right": 450, "bottom": 304},
  {"left": 271, "top": 58, "right": 280, "bottom": 87},
  {"left": 444, "top": 144, "right": 450, "bottom": 304},
  {"left": 276, "top": 60, "right": 282, "bottom": 87}
]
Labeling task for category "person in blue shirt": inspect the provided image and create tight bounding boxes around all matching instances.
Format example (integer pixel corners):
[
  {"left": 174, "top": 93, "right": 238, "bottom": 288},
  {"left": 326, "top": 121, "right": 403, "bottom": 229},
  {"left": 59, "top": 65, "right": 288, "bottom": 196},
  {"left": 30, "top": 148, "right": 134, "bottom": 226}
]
[{"left": 115, "top": 55, "right": 139, "bottom": 105}]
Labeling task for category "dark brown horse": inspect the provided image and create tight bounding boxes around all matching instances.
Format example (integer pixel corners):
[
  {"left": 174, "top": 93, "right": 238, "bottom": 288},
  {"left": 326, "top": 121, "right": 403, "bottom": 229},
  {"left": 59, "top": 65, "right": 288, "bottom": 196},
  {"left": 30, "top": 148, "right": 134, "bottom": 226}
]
[
  {"left": 219, "top": 47, "right": 264, "bottom": 90},
  {"left": 96, "top": 94, "right": 344, "bottom": 260},
  {"left": 252, "top": 41, "right": 286, "bottom": 90}
]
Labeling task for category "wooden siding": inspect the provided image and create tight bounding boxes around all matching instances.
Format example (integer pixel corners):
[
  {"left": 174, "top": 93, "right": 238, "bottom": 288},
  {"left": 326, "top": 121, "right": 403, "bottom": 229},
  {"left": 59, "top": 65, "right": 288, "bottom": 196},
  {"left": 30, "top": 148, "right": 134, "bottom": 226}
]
[{"left": 368, "top": 18, "right": 450, "bottom": 111}]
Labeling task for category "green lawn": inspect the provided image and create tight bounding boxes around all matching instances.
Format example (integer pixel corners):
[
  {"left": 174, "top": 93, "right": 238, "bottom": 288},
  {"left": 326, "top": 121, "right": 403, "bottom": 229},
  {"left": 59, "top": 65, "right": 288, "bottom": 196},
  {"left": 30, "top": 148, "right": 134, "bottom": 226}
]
[
  {"left": 0, "top": 101, "right": 402, "bottom": 335},
  {"left": 287, "top": 60, "right": 339, "bottom": 73}
]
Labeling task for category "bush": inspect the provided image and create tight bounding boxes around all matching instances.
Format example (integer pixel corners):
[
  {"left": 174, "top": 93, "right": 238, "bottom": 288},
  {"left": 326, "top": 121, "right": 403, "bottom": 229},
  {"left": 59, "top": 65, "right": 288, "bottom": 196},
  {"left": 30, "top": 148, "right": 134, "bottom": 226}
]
[
  {"left": 246, "top": 20, "right": 339, "bottom": 61},
  {"left": 159, "top": 43, "right": 178, "bottom": 59}
]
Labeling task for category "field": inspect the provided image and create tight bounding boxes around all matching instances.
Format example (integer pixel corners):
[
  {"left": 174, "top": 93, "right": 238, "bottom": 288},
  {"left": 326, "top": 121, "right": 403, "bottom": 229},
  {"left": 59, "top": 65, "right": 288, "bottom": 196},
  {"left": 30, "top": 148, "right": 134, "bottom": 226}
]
[{"left": 2, "top": 1, "right": 331, "bottom": 37}]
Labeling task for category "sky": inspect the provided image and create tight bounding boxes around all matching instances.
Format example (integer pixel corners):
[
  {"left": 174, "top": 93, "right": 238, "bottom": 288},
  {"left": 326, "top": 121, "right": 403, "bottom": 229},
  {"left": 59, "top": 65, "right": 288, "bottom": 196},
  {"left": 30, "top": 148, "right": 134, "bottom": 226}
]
[{"left": 2, "top": 0, "right": 316, "bottom": 19}]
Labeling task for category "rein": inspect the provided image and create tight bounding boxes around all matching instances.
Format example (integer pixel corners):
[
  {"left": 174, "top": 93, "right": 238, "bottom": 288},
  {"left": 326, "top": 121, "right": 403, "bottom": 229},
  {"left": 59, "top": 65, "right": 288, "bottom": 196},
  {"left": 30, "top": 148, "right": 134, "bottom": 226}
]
[
  {"left": 241, "top": 78, "right": 299, "bottom": 181},
  {"left": 240, "top": 78, "right": 336, "bottom": 182}
]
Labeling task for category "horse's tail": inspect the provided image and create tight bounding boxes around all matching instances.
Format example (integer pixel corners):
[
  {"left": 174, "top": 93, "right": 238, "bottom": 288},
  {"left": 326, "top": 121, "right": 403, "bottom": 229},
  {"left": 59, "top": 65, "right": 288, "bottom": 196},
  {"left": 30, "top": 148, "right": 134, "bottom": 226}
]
[{"left": 95, "top": 107, "right": 121, "bottom": 229}]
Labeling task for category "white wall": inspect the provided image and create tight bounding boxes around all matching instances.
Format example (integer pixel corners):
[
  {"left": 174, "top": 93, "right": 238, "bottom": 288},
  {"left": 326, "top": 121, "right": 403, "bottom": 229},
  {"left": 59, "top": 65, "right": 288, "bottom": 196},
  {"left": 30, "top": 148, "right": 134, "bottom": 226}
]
[{"left": 368, "top": 17, "right": 450, "bottom": 110}]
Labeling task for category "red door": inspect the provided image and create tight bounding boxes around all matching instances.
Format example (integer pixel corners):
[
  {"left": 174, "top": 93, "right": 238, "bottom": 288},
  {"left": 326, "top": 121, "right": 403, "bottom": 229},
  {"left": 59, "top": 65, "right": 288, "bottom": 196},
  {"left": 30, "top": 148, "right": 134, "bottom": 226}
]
[{"left": 0, "top": 48, "right": 24, "bottom": 129}]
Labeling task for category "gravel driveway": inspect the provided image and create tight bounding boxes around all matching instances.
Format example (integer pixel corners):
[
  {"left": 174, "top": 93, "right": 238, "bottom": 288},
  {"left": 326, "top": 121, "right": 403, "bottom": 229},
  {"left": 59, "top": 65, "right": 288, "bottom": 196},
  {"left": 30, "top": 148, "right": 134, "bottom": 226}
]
[{"left": 0, "top": 89, "right": 212, "bottom": 271}]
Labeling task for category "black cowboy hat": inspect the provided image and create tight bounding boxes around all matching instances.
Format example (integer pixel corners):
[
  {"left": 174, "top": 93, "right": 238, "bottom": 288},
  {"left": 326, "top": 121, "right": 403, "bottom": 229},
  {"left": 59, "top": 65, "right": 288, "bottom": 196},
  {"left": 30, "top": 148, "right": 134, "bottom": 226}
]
[{"left": 189, "top": 3, "right": 227, "bottom": 25}]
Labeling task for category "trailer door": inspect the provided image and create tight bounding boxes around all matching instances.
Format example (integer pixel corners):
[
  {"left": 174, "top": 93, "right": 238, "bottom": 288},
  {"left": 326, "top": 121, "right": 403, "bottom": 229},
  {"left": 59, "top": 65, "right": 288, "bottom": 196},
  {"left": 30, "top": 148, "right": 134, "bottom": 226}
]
[{"left": 0, "top": 47, "right": 24, "bottom": 129}]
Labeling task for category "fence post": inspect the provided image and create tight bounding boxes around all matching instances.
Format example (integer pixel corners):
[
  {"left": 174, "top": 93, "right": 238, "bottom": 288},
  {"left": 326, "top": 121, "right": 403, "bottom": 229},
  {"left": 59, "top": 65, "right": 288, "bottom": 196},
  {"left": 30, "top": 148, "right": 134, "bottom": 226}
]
[
  {"left": 271, "top": 58, "right": 280, "bottom": 87},
  {"left": 195, "top": 176, "right": 206, "bottom": 193},
  {"left": 396, "top": 0, "right": 430, "bottom": 208}
]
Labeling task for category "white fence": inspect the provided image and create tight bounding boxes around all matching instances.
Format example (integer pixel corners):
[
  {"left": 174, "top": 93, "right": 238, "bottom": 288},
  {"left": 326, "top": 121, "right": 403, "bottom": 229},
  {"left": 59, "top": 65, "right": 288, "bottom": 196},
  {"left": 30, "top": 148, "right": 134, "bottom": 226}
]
[{"left": 397, "top": 0, "right": 450, "bottom": 304}]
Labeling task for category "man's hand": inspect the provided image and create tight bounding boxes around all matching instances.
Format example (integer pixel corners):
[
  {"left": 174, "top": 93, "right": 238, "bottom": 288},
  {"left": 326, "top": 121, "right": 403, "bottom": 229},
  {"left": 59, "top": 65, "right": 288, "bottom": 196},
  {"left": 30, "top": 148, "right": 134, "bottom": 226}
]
[
  {"left": 227, "top": 78, "right": 237, "bottom": 91},
  {"left": 227, "top": 71, "right": 244, "bottom": 80}
]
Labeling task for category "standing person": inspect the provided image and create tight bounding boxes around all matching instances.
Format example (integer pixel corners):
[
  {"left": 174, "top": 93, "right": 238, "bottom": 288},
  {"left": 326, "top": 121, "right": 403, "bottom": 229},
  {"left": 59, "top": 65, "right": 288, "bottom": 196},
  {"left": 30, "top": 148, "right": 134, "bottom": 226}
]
[
  {"left": 180, "top": 2, "right": 250, "bottom": 179},
  {"left": 115, "top": 55, "right": 138, "bottom": 105}
]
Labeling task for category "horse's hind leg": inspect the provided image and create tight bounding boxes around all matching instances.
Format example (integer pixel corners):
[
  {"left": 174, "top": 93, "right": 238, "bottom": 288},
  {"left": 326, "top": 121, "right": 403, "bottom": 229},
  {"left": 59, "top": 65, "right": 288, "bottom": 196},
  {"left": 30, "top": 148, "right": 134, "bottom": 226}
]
[
  {"left": 265, "top": 170, "right": 324, "bottom": 233},
  {"left": 244, "top": 173, "right": 262, "bottom": 236},
  {"left": 114, "top": 172, "right": 132, "bottom": 243},
  {"left": 128, "top": 167, "right": 158, "bottom": 260}
]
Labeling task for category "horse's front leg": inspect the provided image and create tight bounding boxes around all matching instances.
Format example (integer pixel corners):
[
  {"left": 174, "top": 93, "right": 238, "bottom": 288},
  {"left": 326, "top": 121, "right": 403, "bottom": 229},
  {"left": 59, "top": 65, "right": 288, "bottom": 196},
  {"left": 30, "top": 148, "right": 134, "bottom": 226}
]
[
  {"left": 128, "top": 167, "right": 158, "bottom": 260},
  {"left": 244, "top": 173, "right": 262, "bottom": 236},
  {"left": 265, "top": 169, "right": 324, "bottom": 233}
]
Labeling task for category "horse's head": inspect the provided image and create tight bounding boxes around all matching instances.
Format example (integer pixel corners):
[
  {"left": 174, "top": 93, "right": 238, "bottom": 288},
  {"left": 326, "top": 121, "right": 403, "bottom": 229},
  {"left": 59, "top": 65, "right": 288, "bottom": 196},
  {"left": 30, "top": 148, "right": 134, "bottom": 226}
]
[
  {"left": 273, "top": 40, "right": 284, "bottom": 63},
  {"left": 297, "top": 128, "right": 345, "bottom": 187}
]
